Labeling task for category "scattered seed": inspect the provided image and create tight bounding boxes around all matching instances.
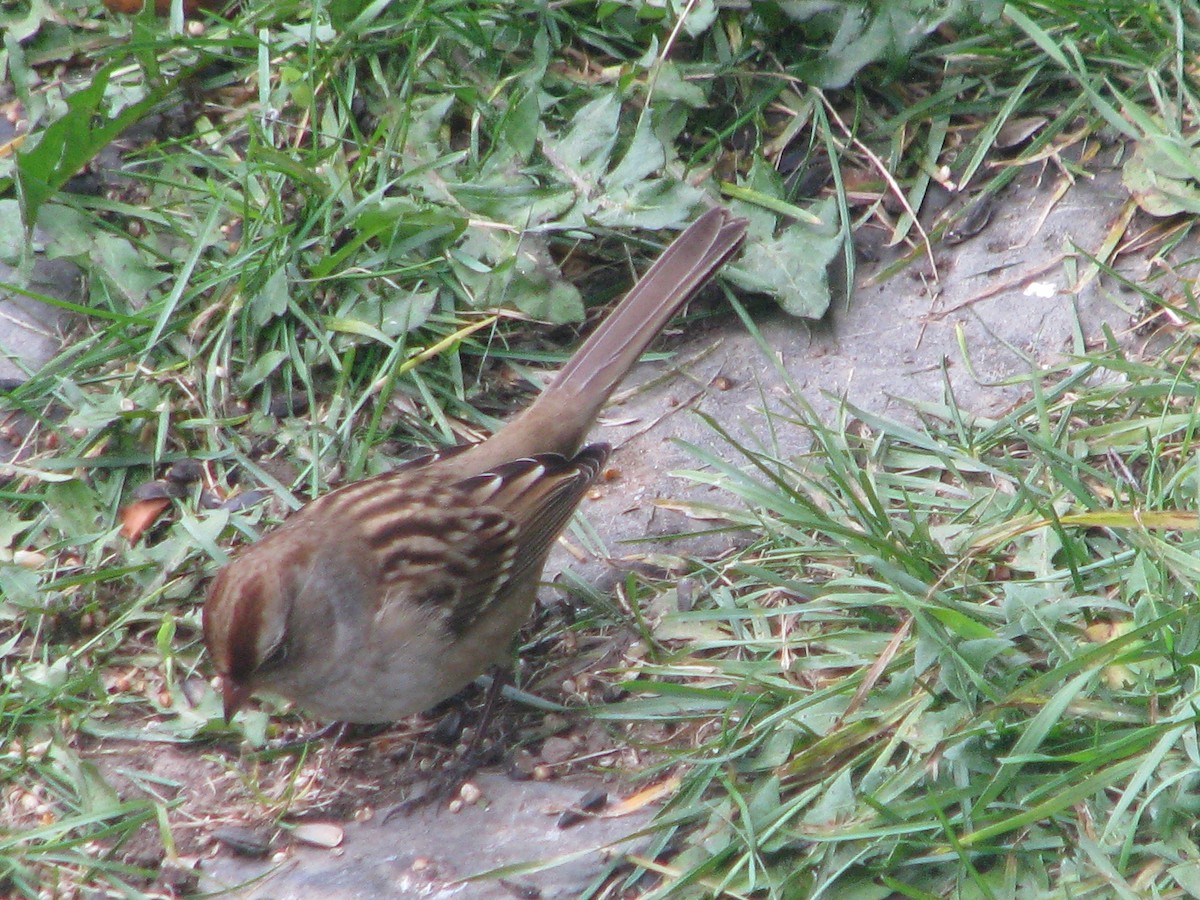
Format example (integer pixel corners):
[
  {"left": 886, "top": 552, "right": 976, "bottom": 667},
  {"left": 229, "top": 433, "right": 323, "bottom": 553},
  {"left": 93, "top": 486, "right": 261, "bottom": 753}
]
[
  {"left": 12, "top": 550, "right": 46, "bottom": 569},
  {"left": 459, "top": 782, "right": 482, "bottom": 805},
  {"left": 996, "top": 114, "right": 1048, "bottom": 149},
  {"left": 675, "top": 577, "right": 696, "bottom": 612},
  {"left": 292, "top": 822, "right": 344, "bottom": 849},
  {"left": 447, "top": 799, "right": 463, "bottom": 814}
]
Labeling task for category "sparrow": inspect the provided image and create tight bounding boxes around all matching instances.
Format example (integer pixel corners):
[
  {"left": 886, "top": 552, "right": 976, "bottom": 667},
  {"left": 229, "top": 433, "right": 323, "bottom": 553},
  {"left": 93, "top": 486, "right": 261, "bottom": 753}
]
[{"left": 203, "top": 207, "right": 748, "bottom": 723}]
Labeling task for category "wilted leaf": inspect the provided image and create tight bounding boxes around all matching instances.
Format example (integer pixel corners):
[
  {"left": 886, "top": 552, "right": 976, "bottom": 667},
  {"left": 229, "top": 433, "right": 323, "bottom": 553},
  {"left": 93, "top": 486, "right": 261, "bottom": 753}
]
[{"left": 1122, "top": 135, "right": 1200, "bottom": 216}]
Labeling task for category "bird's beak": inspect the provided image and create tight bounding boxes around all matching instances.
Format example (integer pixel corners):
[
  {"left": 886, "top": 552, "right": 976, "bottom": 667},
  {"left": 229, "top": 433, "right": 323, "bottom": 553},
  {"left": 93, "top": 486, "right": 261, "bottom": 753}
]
[{"left": 222, "top": 678, "right": 251, "bottom": 723}]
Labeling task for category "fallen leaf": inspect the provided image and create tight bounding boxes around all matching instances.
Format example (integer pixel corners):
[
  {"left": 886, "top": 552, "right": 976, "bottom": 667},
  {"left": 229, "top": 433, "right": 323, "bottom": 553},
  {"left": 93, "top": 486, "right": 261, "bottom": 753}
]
[
  {"left": 102, "top": 0, "right": 232, "bottom": 14},
  {"left": 119, "top": 497, "right": 171, "bottom": 542},
  {"left": 600, "top": 775, "right": 681, "bottom": 818}
]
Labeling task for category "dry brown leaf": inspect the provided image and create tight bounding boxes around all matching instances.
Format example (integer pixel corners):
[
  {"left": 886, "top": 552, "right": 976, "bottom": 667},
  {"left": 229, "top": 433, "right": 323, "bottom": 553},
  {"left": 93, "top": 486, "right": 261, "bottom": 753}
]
[
  {"left": 119, "top": 497, "right": 171, "bottom": 542},
  {"left": 599, "top": 775, "right": 682, "bottom": 818},
  {"left": 102, "top": 0, "right": 231, "bottom": 15}
]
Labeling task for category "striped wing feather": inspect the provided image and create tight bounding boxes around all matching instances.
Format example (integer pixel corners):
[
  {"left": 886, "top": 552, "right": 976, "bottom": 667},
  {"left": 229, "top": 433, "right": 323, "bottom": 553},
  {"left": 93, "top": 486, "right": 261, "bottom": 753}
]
[{"left": 316, "top": 446, "right": 608, "bottom": 637}]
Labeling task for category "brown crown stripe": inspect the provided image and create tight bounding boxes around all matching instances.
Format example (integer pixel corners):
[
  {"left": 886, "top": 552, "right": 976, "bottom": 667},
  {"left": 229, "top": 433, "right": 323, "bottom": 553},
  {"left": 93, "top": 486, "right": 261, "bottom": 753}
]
[{"left": 227, "top": 570, "right": 268, "bottom": 680}]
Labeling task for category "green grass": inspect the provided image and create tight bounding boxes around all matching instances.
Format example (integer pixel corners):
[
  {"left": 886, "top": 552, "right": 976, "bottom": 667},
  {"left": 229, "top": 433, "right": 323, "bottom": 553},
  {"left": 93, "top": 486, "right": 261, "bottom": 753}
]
[
  {"left": 4, "top": 0, "right": 1200, "bottom": 895},
  {"left": 600, "top": 334, "right": 1200, "bottom": 896}
]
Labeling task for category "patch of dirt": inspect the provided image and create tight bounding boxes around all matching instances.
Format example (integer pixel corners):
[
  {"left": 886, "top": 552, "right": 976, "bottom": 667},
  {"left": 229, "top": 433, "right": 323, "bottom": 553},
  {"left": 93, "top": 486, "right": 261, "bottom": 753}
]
[{"left": 68, "top": 602, "right": 669, "bottom": 895}]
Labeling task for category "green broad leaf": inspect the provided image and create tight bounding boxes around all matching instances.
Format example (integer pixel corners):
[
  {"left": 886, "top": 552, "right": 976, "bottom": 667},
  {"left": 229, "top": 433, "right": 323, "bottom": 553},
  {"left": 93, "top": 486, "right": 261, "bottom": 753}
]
[
  {"left": 91, "top": 231, "right": 166, "bottom": 305},
  {"left": 311, "top": 198, "right": 465, "bottom": 279},
  {"left": 732, "top": 194, "right": 840, "bottom": 319},
  {"left": 678, "top": 0, "right": 717, "bottom": 36},
  {"left": 0, "top": 517, "right": 35, "bottom": 548},
  {"left": 538, "top": 89, "right": 706, "bottom": 230},
  {"left": 777, "top": 0, "right": 1002, "bottom": 89},
  {"left": 15, "top": 61, "right": 173, "bottom": 232},
  {"left": 249, "top": 267, "right": 290, "bottom": 327},
  {"left": 643, "top": 61, "right": 708, "bottom": 107},
  {"left": 451, "top": 226, "right": 583, "bottom": 323},
  {"left": 510, "top": 268, "right": 585, "bottom": 324},
  {"left": 51, "top": 744, "right": 121, "bottom": 816},
  {"left": 38, "top": 204, "right": 167, "bottom": 305},
  {"left": 0, "top": 0, "right": 58, "bottom": 45},
  {"left": 381, "top": 290, "right": 436, "bottom": 335},
  {"left": 0, "top": 565, "right": 42, "bottom": 607},
  {"left": 326, "top": 315, "right": 396, "bottom": 347},
  {"left": 237, "top": 349, "right": 288, "bottom": 392},
  {"left": 592, "top": 177, "right": 705, "bottom": 231},
  {"left": 544, "top": 93, "right": 621, "bottom": 185},
  {"left": 44, "top": 479, "right": 105, "bottom": 539},
  {"left": 498, "top": 86, "right": 543, "bottom": 160},
  {"left": 0, "top": 199, "right": 25, "bottom": 263}
]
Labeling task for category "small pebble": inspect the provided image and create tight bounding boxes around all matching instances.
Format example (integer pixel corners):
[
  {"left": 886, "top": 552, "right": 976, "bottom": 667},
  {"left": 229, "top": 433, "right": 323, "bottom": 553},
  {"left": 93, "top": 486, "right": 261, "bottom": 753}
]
[
  {"left": 578, "top": 789, "right": 608, "bottom": 812},
  {"left": 556, "top": 808, "right": 585, "bottom": 829},
  {"left": 539, "top": 736, "right": 575, "bottom": 765},
  {"left": 221, "top": 490, "right": 267, "bottom": 513},
  {"left": 212, "top": 826, "right": 271, "bottom": 858},
  {"left": 268, "top": 392, "right": 310, "bottom": 418},
  {"left": 166, "top": 458, "right": 204, "bottom": 484}
]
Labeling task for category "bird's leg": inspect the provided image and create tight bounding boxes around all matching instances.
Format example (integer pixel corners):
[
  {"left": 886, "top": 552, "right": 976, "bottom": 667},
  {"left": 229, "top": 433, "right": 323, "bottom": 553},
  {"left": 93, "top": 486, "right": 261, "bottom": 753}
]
[{"left": 384, "top": 666, "right": 514, "bottom": 819}]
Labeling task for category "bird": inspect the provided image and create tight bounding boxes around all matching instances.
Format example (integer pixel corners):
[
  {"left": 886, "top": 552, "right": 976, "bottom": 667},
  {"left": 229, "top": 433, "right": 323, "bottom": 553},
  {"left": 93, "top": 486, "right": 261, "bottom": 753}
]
[{"left": 202, "top": 206, "right": 748, "bottom": 724}]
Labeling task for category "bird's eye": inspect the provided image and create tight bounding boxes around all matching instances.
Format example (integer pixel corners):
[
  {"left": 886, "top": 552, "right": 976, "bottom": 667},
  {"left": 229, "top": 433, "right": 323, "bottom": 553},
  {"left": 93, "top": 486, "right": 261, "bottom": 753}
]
[{"left": 259, "top": 641, "right": 288, "bottom": 672}]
